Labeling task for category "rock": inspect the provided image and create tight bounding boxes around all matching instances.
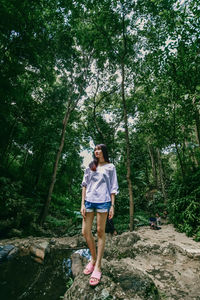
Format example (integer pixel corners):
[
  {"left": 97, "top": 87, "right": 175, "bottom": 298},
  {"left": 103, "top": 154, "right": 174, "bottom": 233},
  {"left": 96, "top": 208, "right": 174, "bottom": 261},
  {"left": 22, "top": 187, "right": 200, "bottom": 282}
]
[
  {"left": 19, "top": 245, "right": 30, "bottom": 256},
  {"left": 1, "top": 225, "right": 200, "bottom": 299},
  {"left": 101, "top": 288, "right": 110, "bottom": 299},
  {"left": 51, "top": 236, "right": 84, "bottom": 249},
  {"left": 0, "top": 242, "right": 72, "bottom": 300},
  {"left": 50, "top": 238, "right": 56, "bottom": 245},
  {"left": 104, "top": 231, "right": 140, "bottom": 260},
  {"left": 7, "top": 246, "right": 19, "bottom": 259},
  {"left": 0, "top": 245, "right": 15, "bottom": 262},
  {"left": 28, "top": 240, "right": 50, "bottom": 262},
  {"left": 71, "top": 253, "right": 85, "bottom": 277},
  {"left": 64, "top": 257, "right": 159, "bottom": 300},
  {"left": 31, "top": 256, "right": 44, "bottom": 264},
  {"left": 37, "top": 241, "right": 49, "bottom": 252},
  {"left": 64, "top": 273, "right": 118, "bottom": 300},
  {"left": 30, "top": 245, "right": 45, "bottom": 260},
  {"left": 114, "top": 231, "right": 140, "bottom": 247},
  {"left": 77, "top": 235, "right": 86, "bottom": 247},
  {"left": 104, "top": 260, "right": 160, "bottom": 300}
]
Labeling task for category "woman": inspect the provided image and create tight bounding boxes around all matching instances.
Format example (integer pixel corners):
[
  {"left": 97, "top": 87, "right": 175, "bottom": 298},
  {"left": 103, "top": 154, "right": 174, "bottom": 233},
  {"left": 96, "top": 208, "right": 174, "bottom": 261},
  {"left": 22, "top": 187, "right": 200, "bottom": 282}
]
[{"left": 81, "top": 144, "right": 119, "bottom": 286}]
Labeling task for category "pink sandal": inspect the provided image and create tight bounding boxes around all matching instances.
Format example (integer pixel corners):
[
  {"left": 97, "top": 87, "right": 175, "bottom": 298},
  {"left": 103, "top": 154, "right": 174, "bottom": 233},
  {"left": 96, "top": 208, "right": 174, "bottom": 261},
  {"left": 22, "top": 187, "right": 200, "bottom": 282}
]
[
  {"left": 83, "top": 261, "right": 95, "bottom": 275},
  {"left": 89, "top": 270, "right": 102, "bottom": 286}
]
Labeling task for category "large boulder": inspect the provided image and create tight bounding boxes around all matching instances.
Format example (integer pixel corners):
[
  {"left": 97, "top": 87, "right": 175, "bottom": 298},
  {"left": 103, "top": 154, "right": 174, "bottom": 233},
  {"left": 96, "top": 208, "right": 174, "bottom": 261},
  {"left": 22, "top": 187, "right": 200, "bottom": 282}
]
[
  {"left": 65, "top": 253, "right": 160, "bottom": 300},
  {"left": 104, "top": 232, "right": 141, "bottom": 260}
]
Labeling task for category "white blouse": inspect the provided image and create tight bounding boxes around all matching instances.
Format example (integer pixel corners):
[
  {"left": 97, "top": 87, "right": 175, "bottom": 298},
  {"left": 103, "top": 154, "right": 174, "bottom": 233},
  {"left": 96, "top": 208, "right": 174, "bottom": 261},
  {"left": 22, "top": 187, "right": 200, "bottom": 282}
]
[{"left": 81, "top": 163, "right": 119, "bottom": 203}]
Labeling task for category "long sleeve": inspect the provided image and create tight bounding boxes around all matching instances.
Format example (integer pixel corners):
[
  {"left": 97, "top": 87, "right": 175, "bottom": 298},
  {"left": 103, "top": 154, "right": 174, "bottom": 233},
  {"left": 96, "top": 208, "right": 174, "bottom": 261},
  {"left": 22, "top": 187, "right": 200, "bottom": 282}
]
[
  {"left": 110, "top": 166, "right": 119, "bottom": 195},
  {"left": 81, "top": 168, "right": 90, "bottom": 188}
]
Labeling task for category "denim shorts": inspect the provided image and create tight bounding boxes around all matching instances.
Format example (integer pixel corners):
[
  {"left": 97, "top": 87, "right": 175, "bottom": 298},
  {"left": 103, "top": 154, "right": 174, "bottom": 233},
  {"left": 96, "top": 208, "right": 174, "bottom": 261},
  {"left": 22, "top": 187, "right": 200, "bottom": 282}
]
[{"left": 85, "top": 201, "right": 111, "bottom": 213}]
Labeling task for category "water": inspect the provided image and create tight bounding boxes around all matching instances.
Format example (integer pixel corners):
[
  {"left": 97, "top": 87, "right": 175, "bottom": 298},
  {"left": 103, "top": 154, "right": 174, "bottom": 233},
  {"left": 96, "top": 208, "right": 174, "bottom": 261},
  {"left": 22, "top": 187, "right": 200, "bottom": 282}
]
[{"left": 0, "top": 248, "right": 72, "bottom": 300}]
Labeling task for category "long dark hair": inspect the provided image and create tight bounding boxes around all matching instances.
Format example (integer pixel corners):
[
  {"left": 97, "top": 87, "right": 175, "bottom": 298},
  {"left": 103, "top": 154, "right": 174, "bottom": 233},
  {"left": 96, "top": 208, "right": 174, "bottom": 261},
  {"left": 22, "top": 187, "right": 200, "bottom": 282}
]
[{"left": 89, "top": 144, "right": 110, "bottom": 171}]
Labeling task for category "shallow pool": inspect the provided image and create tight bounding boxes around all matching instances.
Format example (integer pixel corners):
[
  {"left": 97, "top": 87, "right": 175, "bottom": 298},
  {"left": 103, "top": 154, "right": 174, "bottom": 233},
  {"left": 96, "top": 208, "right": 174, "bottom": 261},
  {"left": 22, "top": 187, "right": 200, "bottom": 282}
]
[{"left": 0, "top": 248, "right": 72, "bottom": 300}]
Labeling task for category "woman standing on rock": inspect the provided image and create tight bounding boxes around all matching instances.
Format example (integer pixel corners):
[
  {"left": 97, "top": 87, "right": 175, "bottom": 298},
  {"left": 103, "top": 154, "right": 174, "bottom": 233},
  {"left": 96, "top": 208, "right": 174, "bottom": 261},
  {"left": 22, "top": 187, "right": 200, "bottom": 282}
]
[{"left": 81, "top": 144, "right": 119, "bottom": 286}]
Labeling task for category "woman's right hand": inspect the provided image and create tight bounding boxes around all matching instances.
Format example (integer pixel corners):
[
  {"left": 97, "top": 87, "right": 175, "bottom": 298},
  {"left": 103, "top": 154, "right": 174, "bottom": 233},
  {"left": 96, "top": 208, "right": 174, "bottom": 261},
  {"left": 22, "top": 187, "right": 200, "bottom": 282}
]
[{"left": 81, "top": 204, "right": 86, "bottom": 219}]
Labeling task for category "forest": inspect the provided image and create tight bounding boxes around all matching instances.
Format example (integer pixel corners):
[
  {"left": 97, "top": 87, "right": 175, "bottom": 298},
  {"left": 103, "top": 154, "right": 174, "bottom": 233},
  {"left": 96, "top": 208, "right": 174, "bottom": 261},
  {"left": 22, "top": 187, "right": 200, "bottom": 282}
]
[{"left": 0, "top": 0, "right": 200, "bottom": 240}]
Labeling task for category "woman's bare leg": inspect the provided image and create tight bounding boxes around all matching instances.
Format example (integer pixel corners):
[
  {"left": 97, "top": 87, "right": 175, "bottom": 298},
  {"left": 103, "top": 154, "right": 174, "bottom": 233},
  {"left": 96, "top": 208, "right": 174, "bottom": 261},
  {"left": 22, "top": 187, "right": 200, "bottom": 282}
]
[
  {"left": 82, "top": 212, "right": 96, "bottom": 264},
  {"left": 95, "top": 212, "right": 108, "bottom": 271}
]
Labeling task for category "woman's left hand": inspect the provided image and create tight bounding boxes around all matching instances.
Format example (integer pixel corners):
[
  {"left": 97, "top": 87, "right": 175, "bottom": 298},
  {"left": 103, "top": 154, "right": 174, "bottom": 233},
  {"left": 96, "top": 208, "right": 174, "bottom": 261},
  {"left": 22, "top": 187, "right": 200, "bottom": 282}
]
[{"left": 109, "top": 205, "right": 114, "bottom": 219}]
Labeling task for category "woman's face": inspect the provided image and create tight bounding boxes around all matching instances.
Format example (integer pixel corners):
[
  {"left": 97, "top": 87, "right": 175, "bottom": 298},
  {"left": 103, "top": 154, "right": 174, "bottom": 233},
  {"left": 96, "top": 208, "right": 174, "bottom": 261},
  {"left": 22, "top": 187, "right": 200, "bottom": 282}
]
[{"left": 94, "top": 147, "right": 104, "bottom": 160}]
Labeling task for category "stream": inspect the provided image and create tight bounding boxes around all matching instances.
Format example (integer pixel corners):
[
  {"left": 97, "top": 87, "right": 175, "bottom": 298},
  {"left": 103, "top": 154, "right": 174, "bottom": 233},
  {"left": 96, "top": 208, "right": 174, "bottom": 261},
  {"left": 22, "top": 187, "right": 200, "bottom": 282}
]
[{"left": 0, "top": 248, "right": 72, "bottom": 300}]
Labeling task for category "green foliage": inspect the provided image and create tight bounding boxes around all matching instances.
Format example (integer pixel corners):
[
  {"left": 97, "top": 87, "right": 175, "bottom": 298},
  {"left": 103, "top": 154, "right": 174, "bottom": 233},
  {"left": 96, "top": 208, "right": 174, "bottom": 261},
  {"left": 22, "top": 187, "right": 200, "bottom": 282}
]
[
  {"left": 0, "top": 176, "right": 38, "bottom": 236},
  {"left": 115, "top": 210, "right": 150, "bottom": 233},
  {"left": 194, "top": 227, "right": 200, "bottom": 242},
  {"left": 65, "top": 277, "right": 74, "bottom": 290},
  {"left": 0, "top": 177, "right": 26, "bottom": 219},
  {"left": 134, "top": 211, "right": 150, "bottom": 227},
  {"left": 147, "top": 190, "right": 166, "bottom": 214},
  {"left": 115, "top": 214, "right": 130, "bottom": 233},
  {"left": 168, "top": 172, "right": 200, "bottom": 237}
]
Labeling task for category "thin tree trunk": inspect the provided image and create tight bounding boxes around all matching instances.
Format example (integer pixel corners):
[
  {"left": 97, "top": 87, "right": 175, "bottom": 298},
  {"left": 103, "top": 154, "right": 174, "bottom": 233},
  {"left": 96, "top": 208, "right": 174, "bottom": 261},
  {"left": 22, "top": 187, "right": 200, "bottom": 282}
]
[
  {"left": 175, "top": 141, "right": 185, "bottom": 179},
  {"left": 38, "top": 52, "right": 90, "bottom": 225},
  {"left": 148, "top": 144, "right": 158, "bottom": 188},
  {"left": 20, "top": 147, "right": 29, "bottom": 178},
  {"left": 93, "top": 99, "right": 106, "bottom": 143},
  {"left": 184, "top": 139, "right": 199, "bottom": 169},
  {"left": 23, "top": 148, "right": 29, "bottom": 166},
  {"left": 39, "top": 104, "right": 71, "bottom": 225},
  {"left": 144, "top": 159, "right": 150, "bottom": 185},
  {"left": 34, "top": 166, "right": 43, "bottom": 190},
  {"left": 34, "top": 156, "right": 45, "bottom": 190},
  {"left": 156, "top": 148, "right": 167, "bottom": 204},
  {"left": 92, "top": 81, "right": 117, "bottom": 143},
  {"left": 190, "top": 148, "right": 199, "bottom": 168},
  {"left": 1, "top": 116, "right": 18, "bottom": 165},
  {"left": 121, "top": 12, "right": 134, "bottom": 231},
  {"left": 121, "top": 65, "right": 134, "bottom": 231},
  {"left": 195, "top": 114, "right": 200, "bottom": 147},
  {"left": 193, "top": 96, "right": 200, "bottom": 147},
  {"left": 173, "top": 104, "right": 185, "bottom": 181}
]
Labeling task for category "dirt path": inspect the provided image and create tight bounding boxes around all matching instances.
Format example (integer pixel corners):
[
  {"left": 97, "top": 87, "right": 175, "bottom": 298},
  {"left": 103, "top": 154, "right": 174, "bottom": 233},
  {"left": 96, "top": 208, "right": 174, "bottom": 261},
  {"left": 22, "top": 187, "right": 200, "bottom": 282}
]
[{"left": 130, "top": 224, "right": 200, "bottom": 299}]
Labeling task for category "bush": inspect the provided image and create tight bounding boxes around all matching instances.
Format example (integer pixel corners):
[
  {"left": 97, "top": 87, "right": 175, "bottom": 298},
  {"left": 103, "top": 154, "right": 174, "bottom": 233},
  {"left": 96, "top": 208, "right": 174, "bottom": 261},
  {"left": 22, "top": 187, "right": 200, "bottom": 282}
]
[
  {"left": 194, "top": 227, "right": 200, "bottom": 242},
  {"left": 0, "top": 177, "right": 44, "bottom": 237},
  {"left": 168, "top": 181, "right": 200, "bottom": 238},
  {"left": 0, "top": 177, "right": 26, "bottom": 219}
]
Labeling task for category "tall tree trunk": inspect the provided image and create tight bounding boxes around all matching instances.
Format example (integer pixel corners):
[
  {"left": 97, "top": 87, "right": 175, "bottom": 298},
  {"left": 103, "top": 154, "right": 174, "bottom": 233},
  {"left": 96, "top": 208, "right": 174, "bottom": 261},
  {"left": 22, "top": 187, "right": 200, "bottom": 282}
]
[
  {"left": 144, "top": 158, "right": 150, "bottom": 185},
  {"left": 121, "top": 61, "right": 134, "bottom": 231},
  {"left": 190, "top": 148, "right": 199, "bottom": 168},
  {"left": 174, "top": 141, "right": 185, "bottom": 180},
  {"left": 33, "top": 155, "right": 45, "bottom": 191},
  {"left": 1, "top": 116, "right": 18, "bottom": 166},
  {"left": 195, "top": 114, "right": 200, "bottom": 148},
  {"left": 38, "top": 55, "right": 90, "bottom": 225},
  {"left": 23, "top": 148, "right": 29, "bottom": 166},
  {"left": 156, "top": 148, "right": 167, "bottom": 204},
  {"left": 92, "top": 81, "right": 117, "bottom": 143},
  {"left": 184, "top": 139, "right": 199, "bottom": 169},
  {"left": 93, "top": 100, "right": 106, "bottom": 143},
  {"left": 121, "top": 11, "right": 134, "bottom": 231},
  {"left": 193, "top": 96, "right": 200, "bottom": 147},
  {"left": 173, "top": 104, "right": 185, "bottom": 181},
  {"left": 148, "top": 144, "right": 158, "bottom": 188},
  {"left": 39, "top": 103, "right": 71, "bottom": 225},
  {"left": 34, "top": 165, "right": 43, "bottom": 190}
]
